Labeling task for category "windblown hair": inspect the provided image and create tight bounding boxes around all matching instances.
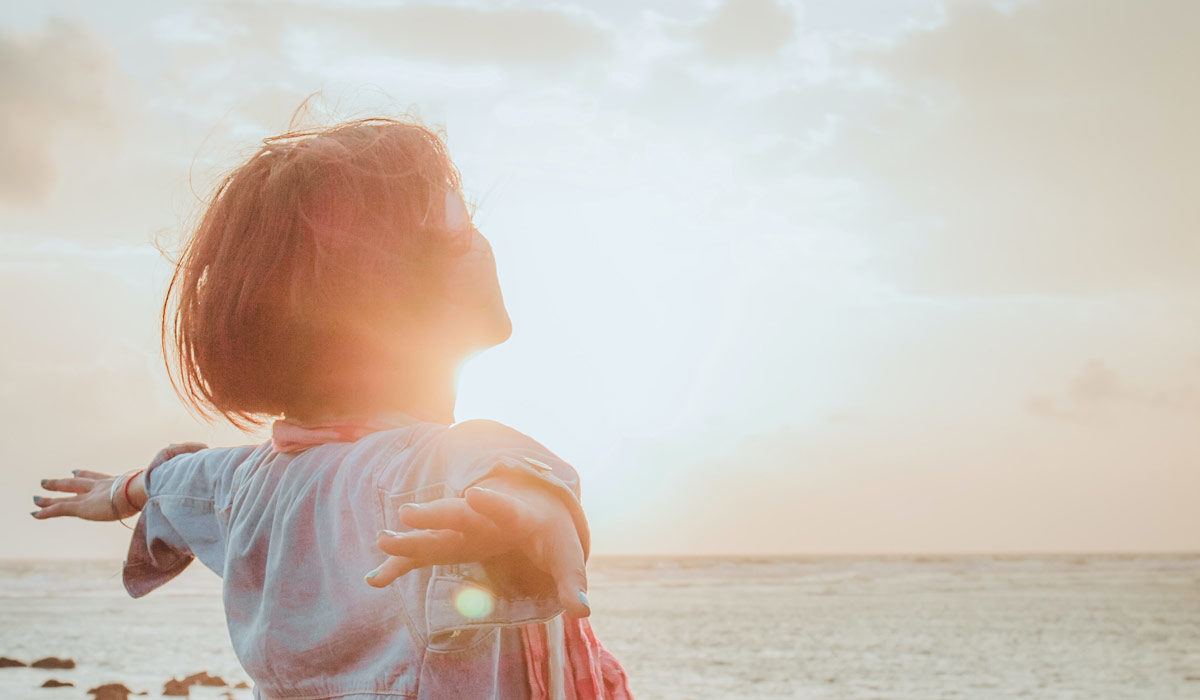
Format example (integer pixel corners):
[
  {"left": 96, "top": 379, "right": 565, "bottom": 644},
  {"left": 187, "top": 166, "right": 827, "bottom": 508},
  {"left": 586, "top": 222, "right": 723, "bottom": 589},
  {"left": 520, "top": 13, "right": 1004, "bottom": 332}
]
[{"left": 163, "top": 118, "right": 467, "bottom": 427}]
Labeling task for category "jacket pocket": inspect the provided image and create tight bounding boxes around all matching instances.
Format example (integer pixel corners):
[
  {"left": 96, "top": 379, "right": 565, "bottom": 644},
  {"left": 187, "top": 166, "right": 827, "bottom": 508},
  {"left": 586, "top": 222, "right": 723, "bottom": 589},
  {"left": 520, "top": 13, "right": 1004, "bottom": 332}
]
[
  {"left": 424, "top": 564, "right": 503, "bottom": 653},
  {"left": 376, "top": 483, "right": 453, "bottom": 650}
]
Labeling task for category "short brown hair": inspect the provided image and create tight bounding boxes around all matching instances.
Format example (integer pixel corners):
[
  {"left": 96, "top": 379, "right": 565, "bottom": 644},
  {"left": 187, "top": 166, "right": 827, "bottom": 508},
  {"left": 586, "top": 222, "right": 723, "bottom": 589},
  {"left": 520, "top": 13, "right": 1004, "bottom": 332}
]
[{"left": 163, "top": 118, "right": 467, "bottom": 427}]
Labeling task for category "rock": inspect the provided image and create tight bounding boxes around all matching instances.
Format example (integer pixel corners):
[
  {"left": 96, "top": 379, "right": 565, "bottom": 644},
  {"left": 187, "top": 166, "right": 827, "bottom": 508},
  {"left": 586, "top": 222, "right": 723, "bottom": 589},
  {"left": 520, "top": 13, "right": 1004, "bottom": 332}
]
[
  {"left": 0, "top": 656, "right": 26, "bottom": 667},
  {"left": 162, "top": 678, "right": 190, "bottom": 696},
  {"left": 31, "top": 656, "right": 76, "bottom": 669},
  {"left": 87, "top": 683, "right": 132, "bottom": 700},
  {"left": 182, "top": 671, "right": 227, "bottom": 686},
  {"left": 164, "top": 670, "right": 227, "bottom": 694},
  {"left": 41, "top": 679, "right": 74, "bottom": 688}
]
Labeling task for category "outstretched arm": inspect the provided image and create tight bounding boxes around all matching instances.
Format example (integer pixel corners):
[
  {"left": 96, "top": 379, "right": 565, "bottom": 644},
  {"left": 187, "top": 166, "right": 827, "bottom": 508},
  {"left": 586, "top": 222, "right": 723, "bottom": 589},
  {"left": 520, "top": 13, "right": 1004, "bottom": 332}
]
[
  {"left": 33, "top": 443, "right": 208, "bottom": 521},
  {"left": 367, "top": 476, "right": 591, "bottom": 618}
]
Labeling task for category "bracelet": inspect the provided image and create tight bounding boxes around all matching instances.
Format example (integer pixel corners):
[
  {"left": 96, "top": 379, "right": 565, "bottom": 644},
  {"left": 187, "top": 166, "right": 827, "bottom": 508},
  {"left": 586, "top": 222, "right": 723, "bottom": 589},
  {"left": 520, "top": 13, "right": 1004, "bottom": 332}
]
[
  {"left": 123, "top": 469, "right": 144, "bottom": 515},
  {"left": 108, "top": 471, "right": 140, "bottom": 530}
]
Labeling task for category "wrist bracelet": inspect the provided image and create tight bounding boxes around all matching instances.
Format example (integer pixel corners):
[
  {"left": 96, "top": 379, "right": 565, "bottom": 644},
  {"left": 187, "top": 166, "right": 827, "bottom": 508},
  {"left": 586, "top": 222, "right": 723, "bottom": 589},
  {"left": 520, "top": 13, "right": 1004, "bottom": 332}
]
[
  {"left": 107, "top": 476, "right": 121, "bottom": 518},
  {"left": 108, "top": 472, "right": 138, "bottom": 530},
  {"left": 123, "top": 469, "right": 144, "bottom": 515}
]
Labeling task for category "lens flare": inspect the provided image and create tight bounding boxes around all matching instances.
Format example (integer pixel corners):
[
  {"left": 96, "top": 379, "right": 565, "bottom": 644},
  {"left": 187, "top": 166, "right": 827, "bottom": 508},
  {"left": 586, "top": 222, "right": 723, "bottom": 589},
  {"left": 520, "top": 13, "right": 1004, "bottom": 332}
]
[{"left": 454, "top": 585, "right": 495, "bottom": 619}]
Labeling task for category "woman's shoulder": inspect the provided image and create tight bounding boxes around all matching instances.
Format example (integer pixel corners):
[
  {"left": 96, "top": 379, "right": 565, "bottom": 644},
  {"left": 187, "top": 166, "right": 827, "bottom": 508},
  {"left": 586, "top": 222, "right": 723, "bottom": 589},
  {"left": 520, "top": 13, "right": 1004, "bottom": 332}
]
[
  {"left": 365, "top": 419, "right": 576, "bottom": 497},
  {"left": 439, "top": 419, "right": 563, "bottom": 464},
  {"left": 444, "top": 418, "right": 537, "bottom": 444}
]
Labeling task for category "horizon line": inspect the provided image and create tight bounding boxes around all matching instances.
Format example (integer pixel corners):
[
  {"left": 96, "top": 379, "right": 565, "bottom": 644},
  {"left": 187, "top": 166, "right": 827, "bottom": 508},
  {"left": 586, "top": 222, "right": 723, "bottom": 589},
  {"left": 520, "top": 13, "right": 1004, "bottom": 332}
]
[{"left": 2, "top": 549, "right": 1197, "bottom": 563}]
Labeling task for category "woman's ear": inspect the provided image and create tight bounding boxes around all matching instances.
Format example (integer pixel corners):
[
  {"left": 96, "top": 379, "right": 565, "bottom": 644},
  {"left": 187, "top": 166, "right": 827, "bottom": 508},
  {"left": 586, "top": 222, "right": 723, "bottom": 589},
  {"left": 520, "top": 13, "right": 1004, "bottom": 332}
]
[{"left": 443, "top": 187, "right": 470, "bottom": 231}]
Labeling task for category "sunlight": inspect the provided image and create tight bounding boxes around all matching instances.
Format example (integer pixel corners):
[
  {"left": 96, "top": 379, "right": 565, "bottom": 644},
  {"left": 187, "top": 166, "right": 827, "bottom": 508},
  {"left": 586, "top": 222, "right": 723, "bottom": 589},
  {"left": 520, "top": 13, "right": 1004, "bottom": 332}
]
[{"left": 453, "top": 584, "right": 495, "bottom": 620}]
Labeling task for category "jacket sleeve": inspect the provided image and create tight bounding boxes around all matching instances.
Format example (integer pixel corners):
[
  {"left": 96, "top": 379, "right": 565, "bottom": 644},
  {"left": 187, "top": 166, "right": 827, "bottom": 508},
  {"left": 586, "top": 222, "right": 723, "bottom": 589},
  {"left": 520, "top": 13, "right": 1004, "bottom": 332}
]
[{"left": 122, "top": 445, "right": 257, "bottom": 598}]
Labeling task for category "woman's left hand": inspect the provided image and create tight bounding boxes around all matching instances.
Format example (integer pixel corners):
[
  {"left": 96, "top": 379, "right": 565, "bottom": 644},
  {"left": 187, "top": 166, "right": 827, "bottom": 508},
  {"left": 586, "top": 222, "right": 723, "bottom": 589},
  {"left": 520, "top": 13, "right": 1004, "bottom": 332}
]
[{"left": 368, "top": 479, "right": 590, "bottom": 617}]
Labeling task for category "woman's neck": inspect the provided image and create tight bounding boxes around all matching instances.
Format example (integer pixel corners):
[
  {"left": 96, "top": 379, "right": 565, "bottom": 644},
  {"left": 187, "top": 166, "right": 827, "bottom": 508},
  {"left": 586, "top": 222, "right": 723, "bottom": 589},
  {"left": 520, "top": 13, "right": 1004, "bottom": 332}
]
[
  {"left": 291, "top": 354, "right": 460, "bottom": 426},
  {"left": 381, "top": 367, "right": 458, "bottom": 425}
]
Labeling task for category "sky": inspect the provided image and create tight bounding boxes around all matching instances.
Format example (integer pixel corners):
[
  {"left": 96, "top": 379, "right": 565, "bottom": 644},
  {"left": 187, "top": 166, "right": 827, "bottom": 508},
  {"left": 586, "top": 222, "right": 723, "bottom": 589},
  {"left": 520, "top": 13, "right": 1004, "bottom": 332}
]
[{"left": 2, "top": 0, "right": 1197, "bottom": 558}]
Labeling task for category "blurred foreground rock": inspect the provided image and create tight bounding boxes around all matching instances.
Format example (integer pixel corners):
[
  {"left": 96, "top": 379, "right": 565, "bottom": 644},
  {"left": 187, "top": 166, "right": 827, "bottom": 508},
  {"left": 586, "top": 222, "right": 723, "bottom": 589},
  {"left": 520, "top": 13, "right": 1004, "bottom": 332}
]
[
  {"left": 165, "top": 670, "right": 232, "bottom": 694},
  {"left": 87, "top": 683, "right": 132, "bottom": 700},
  {"left": 0, "top": 656, "right": 26, "bottom": 667},
  {"left": 41, "top": 679, "right": 74, "bottom": 687},
  {"left": 184, "top": 671, "right": 227, "bottom": 686},
  {"left": 31, "top": 656, "right": 76, "bottom": 669}
]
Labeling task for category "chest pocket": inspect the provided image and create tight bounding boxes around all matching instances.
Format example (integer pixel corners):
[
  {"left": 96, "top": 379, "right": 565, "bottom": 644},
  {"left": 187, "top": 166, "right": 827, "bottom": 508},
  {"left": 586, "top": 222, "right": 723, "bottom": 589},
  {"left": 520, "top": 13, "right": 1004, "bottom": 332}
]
[{"left": 424, "top": 564, "right": 504, "bottom": 653}]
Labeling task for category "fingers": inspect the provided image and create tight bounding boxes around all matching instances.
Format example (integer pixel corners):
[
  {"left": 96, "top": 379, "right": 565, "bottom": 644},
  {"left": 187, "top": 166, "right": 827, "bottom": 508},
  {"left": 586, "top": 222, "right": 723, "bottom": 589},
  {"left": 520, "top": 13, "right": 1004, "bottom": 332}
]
[
  {"left": 39, "top": 477, "right": 95, "bottom": 495},
  {"left": 547, "top": 535, "right": 590, "bottom": 618},
  {"left": 466, "top": 486, "right": 589, "bottom": 617},
  {"left": 378, "top": 488, "right": 591, "bottom": 619},
  {"left": 72, "top": 470, "right": 110, "bottom": 480},
  {"left": 30, "top": 499, "right": 78, "bottom": 520},
  {"left": 376, "top": 529, "right": 480, "bottom": 563},
  {"left": 464, "top": 487, "right": 538, "bottom": 538},
  {"left": 398, "top": 498, "right": 491, "bottom": 533},
  {"left": 32, "top": 495, "right": 70, "bottom": 508},
  {"left": 363, "top": 555, "right": 417, "bottom": 588}
]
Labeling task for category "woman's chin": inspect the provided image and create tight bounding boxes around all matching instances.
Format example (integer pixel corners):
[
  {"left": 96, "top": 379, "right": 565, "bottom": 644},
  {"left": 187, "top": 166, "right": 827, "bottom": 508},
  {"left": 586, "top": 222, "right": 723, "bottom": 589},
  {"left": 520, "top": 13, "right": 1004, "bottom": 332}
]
[
  {"left": 491, "top": 311, "right": 513, "bottom": 345},
  {"left": 471, "top": 299, "right": 512, "bottom": 348}
]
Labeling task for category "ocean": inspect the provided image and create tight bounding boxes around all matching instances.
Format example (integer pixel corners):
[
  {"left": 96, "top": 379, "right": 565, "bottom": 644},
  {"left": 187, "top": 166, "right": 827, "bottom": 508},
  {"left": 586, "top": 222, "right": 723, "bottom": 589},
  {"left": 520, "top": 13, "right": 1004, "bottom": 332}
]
[{"left": 0, "top": 555, "right": 1197, "bottom": 699}]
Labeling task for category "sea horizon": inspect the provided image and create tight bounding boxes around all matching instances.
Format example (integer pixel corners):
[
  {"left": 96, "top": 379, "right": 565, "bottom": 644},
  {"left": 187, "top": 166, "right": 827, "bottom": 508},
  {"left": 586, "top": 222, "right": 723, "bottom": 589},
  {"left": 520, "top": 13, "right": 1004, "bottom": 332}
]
[
  {"left": 3, "top": 554, "right": 1198, "bottom": 698},
  {"left": 4, "top": 549, "right": 1197, "bottom": 564}
]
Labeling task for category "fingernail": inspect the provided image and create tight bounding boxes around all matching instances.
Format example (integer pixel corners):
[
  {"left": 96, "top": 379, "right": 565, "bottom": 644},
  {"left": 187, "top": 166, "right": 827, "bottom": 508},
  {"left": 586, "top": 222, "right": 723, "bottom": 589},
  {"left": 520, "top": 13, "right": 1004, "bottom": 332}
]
[
  {"left": 71, "top": 470, "right": 78, "bottom": 475},
  {"left": 379, "top": 530, "right": 401, "bottom": 538},
  {"left": 577, "top": 591, "right": 590, "bottom": 610},
  {"left": 403, "top": 502, "right": 423, "bottom": 510},
  {"left": 29, "top": 511, "right": 38, "bottom": 518},
  {"left": 32, "top": 496, "right": 40, "bottom": 504},
  {"left": 364, "top": 567, "right": 381, "bottom": 581},
  {"left": 40, "top": 479, "right": 48, "bottom": 487}
]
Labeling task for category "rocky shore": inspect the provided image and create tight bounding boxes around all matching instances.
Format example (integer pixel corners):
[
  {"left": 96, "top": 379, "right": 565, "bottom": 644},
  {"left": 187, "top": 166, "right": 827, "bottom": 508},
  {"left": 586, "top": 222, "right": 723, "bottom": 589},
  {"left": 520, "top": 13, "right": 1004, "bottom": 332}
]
[{"left": 0, "top": 657, "right": 251, "bottom": 698}]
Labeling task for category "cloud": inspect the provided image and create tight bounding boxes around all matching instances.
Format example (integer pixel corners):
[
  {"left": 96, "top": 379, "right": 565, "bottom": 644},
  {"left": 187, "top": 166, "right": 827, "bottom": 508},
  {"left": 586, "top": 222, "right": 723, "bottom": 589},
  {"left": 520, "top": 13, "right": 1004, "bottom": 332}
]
[
  {"left": 692, "top": 0, "right": 799, "bottom": 59},
  {"left": 820, "top": 0, "right": 1200, "bottom": 294},
  {"left": 219, "top": 2, "right": 610, "bottom": 66},
  {"left": 1026, "top": 357, "right": 1200, "bottom": 422},
  {"left": 0, "top": 19, "right": 115, "bottom": 205}
]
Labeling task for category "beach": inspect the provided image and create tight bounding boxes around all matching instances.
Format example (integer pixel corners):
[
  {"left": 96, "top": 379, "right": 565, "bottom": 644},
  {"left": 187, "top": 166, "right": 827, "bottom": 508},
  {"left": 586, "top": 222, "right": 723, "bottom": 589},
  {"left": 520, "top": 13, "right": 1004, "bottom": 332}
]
[{"left": 1, "top": 554, "right": 1197, "bottom": 699}]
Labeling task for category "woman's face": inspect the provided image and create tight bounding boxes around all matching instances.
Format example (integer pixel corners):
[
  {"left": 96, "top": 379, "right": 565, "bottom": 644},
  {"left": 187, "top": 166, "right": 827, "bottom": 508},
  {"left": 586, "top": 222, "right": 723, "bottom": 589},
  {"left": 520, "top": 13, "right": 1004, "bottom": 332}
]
[{"left": 440, "top": 190, "right": 512, "bottom": 349}]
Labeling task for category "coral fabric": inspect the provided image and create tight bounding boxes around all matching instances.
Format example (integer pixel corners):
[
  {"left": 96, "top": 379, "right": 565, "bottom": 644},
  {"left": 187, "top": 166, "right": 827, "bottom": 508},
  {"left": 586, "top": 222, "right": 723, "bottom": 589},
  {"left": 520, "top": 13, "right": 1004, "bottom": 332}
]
[
  {"left": 270, "top": 416, "right": 416, "bottom": 453},
  {"left": 522, "top": 617, "right": 634, "bottom": 700}
]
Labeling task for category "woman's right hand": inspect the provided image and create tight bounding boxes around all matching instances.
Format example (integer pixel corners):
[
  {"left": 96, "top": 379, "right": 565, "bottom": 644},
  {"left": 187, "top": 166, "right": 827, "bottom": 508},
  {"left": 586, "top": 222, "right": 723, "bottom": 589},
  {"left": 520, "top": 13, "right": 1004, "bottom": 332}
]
[
  {"left": 32, "top": 470, "right": 126, "bottom": 521},
  {"left": 33, "top": 442, "right": 208, "bottom": 521}
]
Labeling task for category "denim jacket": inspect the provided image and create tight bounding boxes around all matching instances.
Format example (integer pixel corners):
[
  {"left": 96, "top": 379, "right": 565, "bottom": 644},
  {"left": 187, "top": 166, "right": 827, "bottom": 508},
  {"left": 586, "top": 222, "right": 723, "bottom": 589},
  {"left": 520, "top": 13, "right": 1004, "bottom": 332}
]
[{"left": 122, "top": 419, "right": 589, "bottom": 700}]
